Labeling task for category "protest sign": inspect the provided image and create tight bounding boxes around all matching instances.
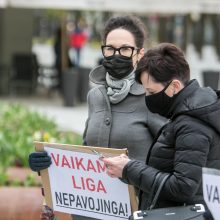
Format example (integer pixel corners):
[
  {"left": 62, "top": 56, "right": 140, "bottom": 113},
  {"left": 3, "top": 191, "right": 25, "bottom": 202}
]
[
  {"left": 203, "top": 167, "right": 220, "bottom": 220},
  {"left": 34, "top": 141, "right": 138, "bottom": 220}
]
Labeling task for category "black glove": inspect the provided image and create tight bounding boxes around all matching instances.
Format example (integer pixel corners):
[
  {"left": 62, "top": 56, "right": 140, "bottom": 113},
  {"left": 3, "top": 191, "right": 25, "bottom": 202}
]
[{"left": 29, "top": 151, "right": 52, "bottom": 172}]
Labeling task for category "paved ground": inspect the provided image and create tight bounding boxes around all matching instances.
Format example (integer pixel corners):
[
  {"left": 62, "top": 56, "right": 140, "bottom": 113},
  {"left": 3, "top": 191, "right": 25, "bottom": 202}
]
[{"left": 0, "top": 91, "right": 88, "bottom": 135}]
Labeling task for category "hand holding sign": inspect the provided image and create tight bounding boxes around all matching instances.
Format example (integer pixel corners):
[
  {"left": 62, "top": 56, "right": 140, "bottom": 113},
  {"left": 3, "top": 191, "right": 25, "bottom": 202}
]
[
  {"left": 29, "top": 151, "right": 52, "bottom": 171},
  {"left": 100, "top": 154, "right": 130, "bottom": 178}
]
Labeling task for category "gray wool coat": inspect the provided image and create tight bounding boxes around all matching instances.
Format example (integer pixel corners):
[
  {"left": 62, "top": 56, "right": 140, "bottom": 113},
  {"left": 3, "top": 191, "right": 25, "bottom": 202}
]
[{"left": 83, "top": 65, "right": 166, "bottom": 162}]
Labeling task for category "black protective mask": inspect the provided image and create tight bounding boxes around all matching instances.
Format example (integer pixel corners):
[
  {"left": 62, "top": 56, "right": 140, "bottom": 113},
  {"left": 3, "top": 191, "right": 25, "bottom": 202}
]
[
  {"left": 145, "top": 83, "right": 177, "bottom": 118},
  {"left": 102, "top": 55, "right": 134, "bottom": 79}
]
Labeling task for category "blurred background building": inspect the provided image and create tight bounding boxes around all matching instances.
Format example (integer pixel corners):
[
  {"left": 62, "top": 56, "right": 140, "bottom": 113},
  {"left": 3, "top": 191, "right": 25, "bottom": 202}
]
[
  {"left": 0, "top": 2, "right": 220, "bottom": 219},
  {"left": 0, "top": 0, "right": 220, "bottom": 99}
]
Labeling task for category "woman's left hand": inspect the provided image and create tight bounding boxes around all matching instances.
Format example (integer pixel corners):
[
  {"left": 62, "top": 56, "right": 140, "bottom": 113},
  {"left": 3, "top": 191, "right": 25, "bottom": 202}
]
[{"left": 99, "top": 154, "right": 131, "bottom": 178}]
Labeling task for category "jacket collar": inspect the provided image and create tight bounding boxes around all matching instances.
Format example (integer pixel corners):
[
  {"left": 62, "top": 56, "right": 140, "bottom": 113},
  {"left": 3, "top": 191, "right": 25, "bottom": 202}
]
[
  {"left": 89, "top": 65, "right": 145, "bottom": 95},
  {"left": 170, "top": 79, "right": 217, "bottom": 116},
  {"left": 170, "top": 79, "right": 220, "bottom": 134}
]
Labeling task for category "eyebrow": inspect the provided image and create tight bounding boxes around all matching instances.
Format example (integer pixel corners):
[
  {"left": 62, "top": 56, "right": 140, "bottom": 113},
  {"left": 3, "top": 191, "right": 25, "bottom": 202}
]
[{"left": 105, "top": 44, "right": 135, "bottom": 47}]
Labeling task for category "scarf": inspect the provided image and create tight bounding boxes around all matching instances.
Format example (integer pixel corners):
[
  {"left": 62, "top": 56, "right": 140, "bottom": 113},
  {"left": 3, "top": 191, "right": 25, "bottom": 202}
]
[{"left": 106, "top": 71, "right": 135, "bottom": 104}]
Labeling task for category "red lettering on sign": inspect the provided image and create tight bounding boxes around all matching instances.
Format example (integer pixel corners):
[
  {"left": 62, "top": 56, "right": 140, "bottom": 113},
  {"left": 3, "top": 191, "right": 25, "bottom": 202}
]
[
  {"left": 51, "top": 153, "right": 59, "bottom": 166},
  {"left": 72, "top": 175, "right": 81, "bottom": 189},
  {"left": 96, "top": 160, "right": 106, "bottom": 173},
  {"left": 50, "top": 153, "right": 106, "bottom": 173},
  {"left": 70, "top": 156, "right": 75, "bottom": 169},
  {"left": 61, "top": 155, "right": 71, "bottom": 168},
  {"left": 87, "top": 159, "right": 97, "bottom": 172},
  {"left": 87, "top": 178, "right": 96, "bottom": 191},
  {"left": 75, "top": 158, "right": 86, "bottom": 171},
  {"left": 72, "top": 176, "right": 106, "bottom": 193},
  {"left": 97, "top": 180, "right": 107, "bottom": 193}
]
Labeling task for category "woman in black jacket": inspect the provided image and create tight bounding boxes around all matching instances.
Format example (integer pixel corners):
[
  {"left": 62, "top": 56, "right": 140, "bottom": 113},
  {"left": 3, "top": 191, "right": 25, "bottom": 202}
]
[{"left": 101, "top": 43, "right": 220, "bottom": 212}]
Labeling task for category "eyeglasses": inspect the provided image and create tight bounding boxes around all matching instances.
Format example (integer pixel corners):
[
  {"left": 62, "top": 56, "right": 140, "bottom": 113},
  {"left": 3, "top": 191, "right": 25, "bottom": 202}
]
[{"left": 101, "top": 45, "right": 140, "bottom": 58}]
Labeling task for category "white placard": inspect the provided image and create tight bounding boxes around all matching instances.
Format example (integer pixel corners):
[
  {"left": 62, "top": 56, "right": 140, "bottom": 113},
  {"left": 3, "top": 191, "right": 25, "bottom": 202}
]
[
  {"left": 202, "top": 167, "right": 220, "bottom": 220},
  {"left": 45, "top": 146, "right": 131, "bottom": 220}
]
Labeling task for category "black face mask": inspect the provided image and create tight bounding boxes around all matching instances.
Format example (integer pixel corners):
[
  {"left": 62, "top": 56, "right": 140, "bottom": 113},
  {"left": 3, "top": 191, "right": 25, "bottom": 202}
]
[
  {"left": 145, "top": 82, "right": 177, "bottom": 118},
  {"left": 102, "top": 55, "right": 134, "bottom": 79}
]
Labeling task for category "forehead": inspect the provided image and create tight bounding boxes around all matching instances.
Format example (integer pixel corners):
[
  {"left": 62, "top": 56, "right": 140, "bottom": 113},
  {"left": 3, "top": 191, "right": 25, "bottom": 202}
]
[
  {"left": 140, "top": 72, "right": 164, "bottom": 91},
  {"left": 106, "top": 28, "right": 136, "bottom": 47}
]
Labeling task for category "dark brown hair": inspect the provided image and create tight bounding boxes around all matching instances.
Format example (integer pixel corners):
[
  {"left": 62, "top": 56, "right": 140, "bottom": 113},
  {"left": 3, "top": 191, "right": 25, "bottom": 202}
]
[
  {"left": 102, "top": 15, "right": 147, "bottom": 48},
  {"left": 135, "top": 43, "right": 190, "bottom": 85}
]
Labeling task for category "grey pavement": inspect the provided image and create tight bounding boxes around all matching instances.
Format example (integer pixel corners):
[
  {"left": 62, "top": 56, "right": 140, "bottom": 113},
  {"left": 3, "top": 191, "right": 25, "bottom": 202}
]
[
  {"left": 0, "top": 92, "right": 88, "bottom": 135},
  {"left": 29, "top": 102, "right": 88, "bottom": 135}
]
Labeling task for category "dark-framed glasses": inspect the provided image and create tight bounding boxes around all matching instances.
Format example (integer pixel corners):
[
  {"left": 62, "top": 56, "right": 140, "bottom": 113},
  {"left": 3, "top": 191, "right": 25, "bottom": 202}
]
[{"left": 101, "top": 45, "right": 140, "bottom": 58}]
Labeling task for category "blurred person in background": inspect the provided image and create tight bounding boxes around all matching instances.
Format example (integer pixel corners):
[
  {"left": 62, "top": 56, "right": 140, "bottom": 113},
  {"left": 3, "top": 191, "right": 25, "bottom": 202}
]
[
  {"left": 100, "top": 43, "right": 220, "bottom": 220},
  {"left": 53, "top": 25, "right": 72, "bottom": 93},
  {"left": 69, "top": 21, "right": 88, "bottom": 67},
  {"left": 53, "top": 26, "right": 62, "bottom": 92},
  {"left": 29, "top": 15, "right": 166, "bottom": 220}
]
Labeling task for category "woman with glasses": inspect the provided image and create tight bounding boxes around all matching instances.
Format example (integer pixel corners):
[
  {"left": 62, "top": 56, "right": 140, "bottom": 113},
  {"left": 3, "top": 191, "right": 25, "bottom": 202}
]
[
  {"left": 28, "top": 15, "right": 165, "bottom": 220},
  {"left": 83, "top": 15, "right": 165, "bottom": 162}
]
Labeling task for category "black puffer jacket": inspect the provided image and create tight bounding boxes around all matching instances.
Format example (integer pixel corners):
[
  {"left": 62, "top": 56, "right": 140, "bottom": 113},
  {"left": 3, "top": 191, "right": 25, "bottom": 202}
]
[{"left": 122, "top": 79, "right": 220, "bottom": 209}]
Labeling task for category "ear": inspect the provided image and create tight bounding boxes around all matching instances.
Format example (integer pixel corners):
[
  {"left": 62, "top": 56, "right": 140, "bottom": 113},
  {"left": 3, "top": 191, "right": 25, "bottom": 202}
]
[
  {"left": 138, "top": 48, "right": 145, "bottom": 61},
  {"left": 171, "top": 79, "right": 184, "bottom": 94}
]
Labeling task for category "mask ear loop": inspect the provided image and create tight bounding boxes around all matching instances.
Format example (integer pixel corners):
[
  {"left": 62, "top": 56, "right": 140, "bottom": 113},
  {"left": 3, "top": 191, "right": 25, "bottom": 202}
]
[
  {"left": 162, "top": 81, "right": 172, "bottom": 93},
  {"left": 133, "top": 48, "right": 142, "bottom": 69},
  {"left": 172, "top": 81, "right": 177, "bottom": 96},
  {"left": 133, "top": 54, "right": 139, "bottom": 69}
]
